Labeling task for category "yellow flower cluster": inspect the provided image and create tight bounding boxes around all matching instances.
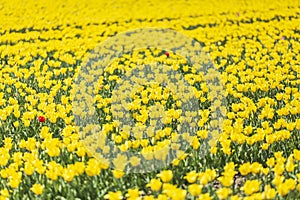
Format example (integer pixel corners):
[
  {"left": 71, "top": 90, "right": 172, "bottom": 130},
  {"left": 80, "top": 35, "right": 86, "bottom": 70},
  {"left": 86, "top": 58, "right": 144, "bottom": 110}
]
[{"left": 0, "top": 0, "right": 300, "bottom": 199}]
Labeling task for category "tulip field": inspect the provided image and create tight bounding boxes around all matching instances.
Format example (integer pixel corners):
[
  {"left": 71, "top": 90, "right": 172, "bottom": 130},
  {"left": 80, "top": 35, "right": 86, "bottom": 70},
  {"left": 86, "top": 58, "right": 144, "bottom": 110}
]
[{"left": 1, "top": 0, "right": 300, "bottom": 199}]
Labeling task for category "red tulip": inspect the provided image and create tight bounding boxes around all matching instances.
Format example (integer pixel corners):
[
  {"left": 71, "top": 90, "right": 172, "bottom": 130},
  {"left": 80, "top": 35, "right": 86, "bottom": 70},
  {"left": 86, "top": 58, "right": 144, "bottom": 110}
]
[
  {"left": 38, "top": 116, "right": 46, "bottom": 123},
  {"left": 164, "top": 52, "right": 170, "bottom": 57}
]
